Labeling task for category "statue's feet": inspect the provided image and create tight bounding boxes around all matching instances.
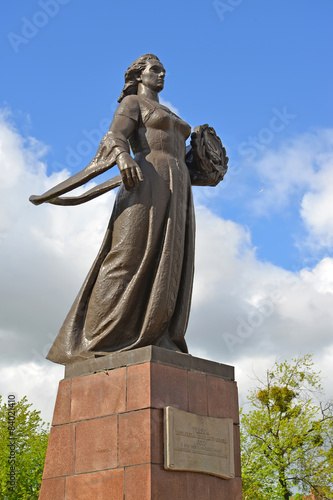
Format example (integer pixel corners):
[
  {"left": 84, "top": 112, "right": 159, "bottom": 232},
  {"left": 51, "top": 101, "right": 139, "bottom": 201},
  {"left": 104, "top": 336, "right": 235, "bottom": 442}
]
[{"left": 157, "top": 335, "right": 182, "bottom": 352}]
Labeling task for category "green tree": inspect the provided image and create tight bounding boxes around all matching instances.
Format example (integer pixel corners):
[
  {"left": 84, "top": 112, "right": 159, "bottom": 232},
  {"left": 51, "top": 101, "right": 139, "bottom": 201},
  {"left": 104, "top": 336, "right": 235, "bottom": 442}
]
[
  {"left": 241, "top": 355, "right": 333, "bottom": 500},
  {"left": 0, "top": 395, "right": 49, "bottom": 500}
]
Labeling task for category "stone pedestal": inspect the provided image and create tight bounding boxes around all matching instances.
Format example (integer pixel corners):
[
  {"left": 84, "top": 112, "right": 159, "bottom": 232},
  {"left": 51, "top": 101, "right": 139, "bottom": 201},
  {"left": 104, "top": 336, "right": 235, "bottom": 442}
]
[{"left": 39, "top": 346, "right": 242, "bottom": 499}]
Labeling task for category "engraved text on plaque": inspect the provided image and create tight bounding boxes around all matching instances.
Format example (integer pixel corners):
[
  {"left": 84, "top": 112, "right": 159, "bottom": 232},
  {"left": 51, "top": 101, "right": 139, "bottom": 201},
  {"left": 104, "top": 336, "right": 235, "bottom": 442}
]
[{"left": 164, "top": 406, "right": 235, "bottom": 479}]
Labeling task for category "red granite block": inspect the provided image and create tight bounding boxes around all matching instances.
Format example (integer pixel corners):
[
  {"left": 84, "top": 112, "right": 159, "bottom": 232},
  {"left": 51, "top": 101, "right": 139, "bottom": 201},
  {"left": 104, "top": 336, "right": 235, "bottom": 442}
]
[
  {"left": 75, "top": 415, "right": 117, "bottom": 474},
  {"left": 209, "top": 475, "right": 243, "bottom": 499},
  {"left": 151, "top": 465, "right": 210, "bottom": 499},
  {"left": 71, "top": 368, "right": 126, "bottom": 421},
  {"left": 39, "top": 477, "right": 65, "bottom": 500},
  {"left": 180, "top": 471, "right": 212, "bottom": 499},
  {"left": 125, "top": 464, "right": 151, "bottom": 500},
  {"left": 52, "top": 379, "right": 71, "bottom": 426},
  {"left": 43, "top": 424, "right": 75, "bottom": 479},
  {"left": 65, "top": 469, "right": 124, "bottom": 500},
  {"left": 188, "top": 371, "right": 208, "bottom": 416},
  {"left": 118, "top": 409, "right": 151, "bottom": 466},
  {"left": 118, "top": 408, "right": 163, "bottom": 467},
  {"left": 118, "top": 410, "right": 163, "bottom": 467},
  {"left": 126, "top": 362, "right": 151, "bottom": 411},
  {"left": 233, "top": 423, "right": 242, "bottom": 478},
  {"left": 150, "top": 408, "right": 164, "bottom": 464},
  {"left": 207, "top": 376, "right": 240, "bottom": 423},
  {"left": 231, "top": 477, "right": 244, "bottom": 500},
  {"left": 150, "top": 363, "right": 188, "bottom": 411}
]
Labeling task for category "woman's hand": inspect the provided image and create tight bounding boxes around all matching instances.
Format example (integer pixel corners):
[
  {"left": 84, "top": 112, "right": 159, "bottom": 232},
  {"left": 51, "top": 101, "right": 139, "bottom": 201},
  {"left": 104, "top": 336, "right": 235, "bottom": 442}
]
[{"left": 116, "top": 152, "right": 144, "bottom": 190}]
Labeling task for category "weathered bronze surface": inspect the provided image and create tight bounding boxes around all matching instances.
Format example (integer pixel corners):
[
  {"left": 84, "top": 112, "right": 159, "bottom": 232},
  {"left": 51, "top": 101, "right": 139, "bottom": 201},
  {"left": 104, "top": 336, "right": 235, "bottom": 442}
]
[{"left": 29, "top": 54, "right": 228, "bottom": 365}]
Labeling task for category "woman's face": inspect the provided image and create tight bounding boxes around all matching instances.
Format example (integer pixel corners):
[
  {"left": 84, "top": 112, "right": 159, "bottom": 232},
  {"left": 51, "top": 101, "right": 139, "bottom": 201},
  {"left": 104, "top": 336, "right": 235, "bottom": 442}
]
[{"left": 139, "top": 60, "right": 166, "bottom": 93}]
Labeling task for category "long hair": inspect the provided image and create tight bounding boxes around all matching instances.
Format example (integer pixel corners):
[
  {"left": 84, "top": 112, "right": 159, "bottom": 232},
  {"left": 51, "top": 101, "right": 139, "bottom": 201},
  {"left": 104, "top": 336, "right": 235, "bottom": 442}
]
[{"left": 118, "top": 54, "right": 161, "bottom": 103}]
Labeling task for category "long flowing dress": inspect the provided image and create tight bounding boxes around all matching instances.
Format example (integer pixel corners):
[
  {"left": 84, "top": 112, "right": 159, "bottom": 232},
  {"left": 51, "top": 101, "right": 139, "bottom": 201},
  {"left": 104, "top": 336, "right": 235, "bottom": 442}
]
[{"left": 46, "top": 95, "right": 195, "bottom": 365}]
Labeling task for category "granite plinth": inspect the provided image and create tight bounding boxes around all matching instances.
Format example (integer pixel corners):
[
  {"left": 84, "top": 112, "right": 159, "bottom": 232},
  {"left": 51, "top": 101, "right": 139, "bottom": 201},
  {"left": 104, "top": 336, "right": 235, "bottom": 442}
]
[
  {"left": 39, "top": 347, "right": 242, "bottom": 499},
  {"left": 64, "top": 345, "right": 235, "bottom": 380}
]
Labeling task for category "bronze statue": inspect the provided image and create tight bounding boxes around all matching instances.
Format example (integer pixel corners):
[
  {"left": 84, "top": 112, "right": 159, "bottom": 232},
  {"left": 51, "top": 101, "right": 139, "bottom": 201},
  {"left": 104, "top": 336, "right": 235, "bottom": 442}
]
[{"left": 30, "top": 54, "right": 228, "bottom": 365}]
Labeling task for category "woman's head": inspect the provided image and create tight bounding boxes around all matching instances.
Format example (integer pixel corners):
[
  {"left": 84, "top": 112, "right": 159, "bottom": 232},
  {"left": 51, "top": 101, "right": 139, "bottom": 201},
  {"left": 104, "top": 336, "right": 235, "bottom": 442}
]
[{"left": 118, "top": 54, "right": 164, "bottom": 103}]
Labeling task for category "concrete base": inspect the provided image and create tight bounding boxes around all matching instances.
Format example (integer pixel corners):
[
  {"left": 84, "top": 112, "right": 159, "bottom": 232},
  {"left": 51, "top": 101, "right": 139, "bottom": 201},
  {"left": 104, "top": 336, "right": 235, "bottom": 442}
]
[{"left": 39, "top": 346, "right": 243, "bottom": 499}]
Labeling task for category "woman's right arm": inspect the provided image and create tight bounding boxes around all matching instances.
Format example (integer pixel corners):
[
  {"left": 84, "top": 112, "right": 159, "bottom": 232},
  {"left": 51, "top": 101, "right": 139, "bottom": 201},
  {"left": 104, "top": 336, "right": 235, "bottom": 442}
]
[
  {"left": 29, "top": 97, "right": 142, "bottom": 205},
  {"left": 107, "top": 114, "right": 143, "bottom": 190}
]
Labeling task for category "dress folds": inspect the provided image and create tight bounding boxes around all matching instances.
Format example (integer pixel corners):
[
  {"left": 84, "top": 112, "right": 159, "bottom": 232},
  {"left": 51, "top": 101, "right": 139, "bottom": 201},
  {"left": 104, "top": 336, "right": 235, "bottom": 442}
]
[{"left": 47, "top": 95, "right": 195, "bottom": 364}]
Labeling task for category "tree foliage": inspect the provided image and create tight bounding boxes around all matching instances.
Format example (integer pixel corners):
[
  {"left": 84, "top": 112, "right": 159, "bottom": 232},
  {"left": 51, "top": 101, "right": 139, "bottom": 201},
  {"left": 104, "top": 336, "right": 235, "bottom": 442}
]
[
  {"left": 241, "top": 354, "right": 333, "bottom": 500},
  {"left": 0, "top": 395, "right": 49, "bottom": 499}
]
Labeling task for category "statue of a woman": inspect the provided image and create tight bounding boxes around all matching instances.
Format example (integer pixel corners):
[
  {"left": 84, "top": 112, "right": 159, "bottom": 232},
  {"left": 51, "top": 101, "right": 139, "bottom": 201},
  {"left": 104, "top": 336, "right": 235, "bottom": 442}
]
[{"left": 30, "top": 54, "right": 227, "bottom": 365}]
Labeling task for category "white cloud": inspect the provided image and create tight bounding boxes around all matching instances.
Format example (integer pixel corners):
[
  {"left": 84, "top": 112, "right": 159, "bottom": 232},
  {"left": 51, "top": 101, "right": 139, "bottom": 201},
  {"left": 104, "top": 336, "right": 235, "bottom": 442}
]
[
  {"left": 300, "top": 257, "right": 333, "bottom": 294},
  {"left": 246, "top": 135, "right": 315, "bottom": 215},
  {"left": 248, "top": 128, "right": 333, "bottom": 253},
  {"left": 0, "top": 111, "right": 115, "bottom": 367},
  {"left": 188, "top": 206, "right": 333, "bottom": 358},
  {"left": 188, "top": 206, "right": 333, "bottom": 401},
  {"left": 300, "top": 154, "right": 333, "bottom": 248},
  {"left": 1, "top": 111, "right": 332, "bottom": 423},
  {"left": 0, "top": 363, "right": 63, "bottom": 425}
]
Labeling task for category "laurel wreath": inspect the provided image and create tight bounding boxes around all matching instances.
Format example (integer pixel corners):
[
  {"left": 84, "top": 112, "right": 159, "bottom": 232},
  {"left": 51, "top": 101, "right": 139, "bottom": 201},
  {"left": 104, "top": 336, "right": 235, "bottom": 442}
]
[{"left": 185, "top": 124, "right": 228, "bottom": 186}]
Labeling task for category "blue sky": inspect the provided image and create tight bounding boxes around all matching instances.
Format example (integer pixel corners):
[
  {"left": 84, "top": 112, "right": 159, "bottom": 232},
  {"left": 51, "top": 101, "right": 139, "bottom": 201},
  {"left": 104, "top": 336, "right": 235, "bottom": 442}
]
[
  {"left": 1, "top": 0, "right": 333, "bottom": 421},
  {"left": 2, "top": 0, "right": 332, "bottom": 269}
]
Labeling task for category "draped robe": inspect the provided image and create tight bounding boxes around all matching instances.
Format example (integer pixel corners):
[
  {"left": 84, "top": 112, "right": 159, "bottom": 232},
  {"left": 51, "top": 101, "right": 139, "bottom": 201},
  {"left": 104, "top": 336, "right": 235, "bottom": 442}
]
[{"left": 47, "top": 95, "right": 195, "bottom": 364}]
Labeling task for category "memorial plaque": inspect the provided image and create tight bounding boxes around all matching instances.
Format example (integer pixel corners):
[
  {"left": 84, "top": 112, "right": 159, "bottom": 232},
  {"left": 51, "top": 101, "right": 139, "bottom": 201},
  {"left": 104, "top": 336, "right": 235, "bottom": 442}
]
[{"left": 164, "top": 407, "right": 235, "bottom": 479}]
